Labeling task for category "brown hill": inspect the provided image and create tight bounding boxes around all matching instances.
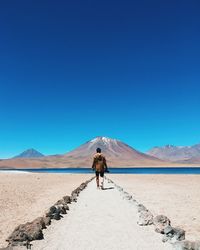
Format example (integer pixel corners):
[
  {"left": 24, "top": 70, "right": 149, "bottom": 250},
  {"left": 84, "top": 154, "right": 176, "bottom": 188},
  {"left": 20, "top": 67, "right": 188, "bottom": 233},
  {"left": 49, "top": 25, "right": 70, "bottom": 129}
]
[
  {"left": 147, "top": 143, "right": 200, "bottom": 163},
  {"left": 62, "top": 136, "right": 165, "bottom": 166},
  {"left": 0, "top": 136, "right": 170, "bottom": 169}
]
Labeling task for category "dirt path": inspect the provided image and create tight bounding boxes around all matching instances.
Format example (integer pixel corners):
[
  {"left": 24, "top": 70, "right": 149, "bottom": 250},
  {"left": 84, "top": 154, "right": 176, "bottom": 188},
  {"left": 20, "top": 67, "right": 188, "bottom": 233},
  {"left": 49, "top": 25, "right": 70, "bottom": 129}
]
[{"left": 32, "top": 179, "right": 173, "bottom": 250}]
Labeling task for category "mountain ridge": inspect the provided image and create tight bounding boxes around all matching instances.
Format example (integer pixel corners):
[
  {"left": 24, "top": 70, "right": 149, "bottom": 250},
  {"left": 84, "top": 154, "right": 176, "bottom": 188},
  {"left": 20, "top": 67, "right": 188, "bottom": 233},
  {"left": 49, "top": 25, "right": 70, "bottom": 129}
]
[
  {"left": 13, "top": 148, "right": 44, "bottom": 159},
  {"left": 147, "top": 143, "right": 200, "bottom": 162},
  {"left": 63, "top": 136, "right": 163, "bottom": 162},
  {"left": 0, "top": 136, "right": 167, "bottom": 169}
]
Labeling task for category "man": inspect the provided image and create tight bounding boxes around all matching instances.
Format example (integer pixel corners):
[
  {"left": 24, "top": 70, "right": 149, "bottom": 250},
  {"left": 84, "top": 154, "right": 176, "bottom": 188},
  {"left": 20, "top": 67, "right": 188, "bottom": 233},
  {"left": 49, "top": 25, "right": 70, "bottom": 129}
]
[{"left": 92, "top": 148, "right": 108, "bottom": 189}]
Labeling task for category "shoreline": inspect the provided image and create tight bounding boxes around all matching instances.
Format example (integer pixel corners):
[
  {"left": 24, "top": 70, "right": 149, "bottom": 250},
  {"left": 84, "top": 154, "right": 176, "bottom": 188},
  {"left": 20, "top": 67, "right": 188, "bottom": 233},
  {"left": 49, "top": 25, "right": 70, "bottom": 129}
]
[
  {"left": 1, "top": 164, "right": 200, "bottom": 171},
  {"left": 1, "top": 166, "right": 200, "bottom": 170}
]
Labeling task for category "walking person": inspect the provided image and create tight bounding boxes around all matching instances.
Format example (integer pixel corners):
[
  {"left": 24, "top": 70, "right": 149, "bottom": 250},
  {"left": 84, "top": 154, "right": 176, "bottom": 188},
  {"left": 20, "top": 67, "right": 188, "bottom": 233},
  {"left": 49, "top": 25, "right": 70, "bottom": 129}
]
[{"left": 92, "top": 148, "right": 109, "bottom": 189}]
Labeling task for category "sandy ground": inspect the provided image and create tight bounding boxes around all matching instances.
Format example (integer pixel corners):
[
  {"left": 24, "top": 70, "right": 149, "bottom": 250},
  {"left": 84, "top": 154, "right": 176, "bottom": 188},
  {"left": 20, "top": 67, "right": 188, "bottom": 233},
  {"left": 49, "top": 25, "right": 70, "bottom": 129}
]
[
  {"left": 109, "top": 174, "right": 200, "bottom": 242},
  {"left": 1, "top": 173, "right": 199, "bottom": 249},
  {"left": 32, "top": 179, "right": 172, "bottom": 250},
  {"left": 0, "top": 172, "right": 93, "bottom": 248}
]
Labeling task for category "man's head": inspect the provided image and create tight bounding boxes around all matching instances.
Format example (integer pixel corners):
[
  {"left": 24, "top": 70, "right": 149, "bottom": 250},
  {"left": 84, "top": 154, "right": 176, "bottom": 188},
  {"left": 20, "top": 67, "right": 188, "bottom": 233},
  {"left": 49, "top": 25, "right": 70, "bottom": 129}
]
[{"left": 96, "top": 148, "right": 101, "bottom": 153}]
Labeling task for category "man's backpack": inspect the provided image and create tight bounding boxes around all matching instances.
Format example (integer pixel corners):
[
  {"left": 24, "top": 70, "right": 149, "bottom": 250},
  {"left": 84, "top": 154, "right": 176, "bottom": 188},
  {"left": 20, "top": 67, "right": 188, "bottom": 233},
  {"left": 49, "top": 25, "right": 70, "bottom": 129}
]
[{"left": 94, "top": 153, "right": 105, "bottom": 171}]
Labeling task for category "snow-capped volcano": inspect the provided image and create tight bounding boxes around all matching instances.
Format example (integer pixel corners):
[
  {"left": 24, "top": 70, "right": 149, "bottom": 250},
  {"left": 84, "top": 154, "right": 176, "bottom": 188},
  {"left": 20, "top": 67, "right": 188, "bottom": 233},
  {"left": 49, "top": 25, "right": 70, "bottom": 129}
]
[
  {"left": 90, "top": 136, "right": 117, "bottom": 144},
  {"left": 0, "top": 136, "right": 165, "bottom": 169},
  {"left": 63, "top": 136, "right": 163, "bottom": 166}
]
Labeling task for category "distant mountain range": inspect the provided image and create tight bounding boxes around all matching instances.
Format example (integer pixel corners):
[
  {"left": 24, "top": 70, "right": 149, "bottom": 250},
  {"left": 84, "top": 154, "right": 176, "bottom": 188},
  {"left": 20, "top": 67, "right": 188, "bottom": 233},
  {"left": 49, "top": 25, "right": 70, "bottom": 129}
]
[
  {"left": 147, "top": 144, "right": 200, "bottom": 163},
  {"left": 13, "top": 148, "right": 44, "bottom": 158},
  {"left": 0, "top": 136, "right": 166, "bottom": 169},
  {"left": 1, "top": 137, "right": 200, "bottom": 169}
]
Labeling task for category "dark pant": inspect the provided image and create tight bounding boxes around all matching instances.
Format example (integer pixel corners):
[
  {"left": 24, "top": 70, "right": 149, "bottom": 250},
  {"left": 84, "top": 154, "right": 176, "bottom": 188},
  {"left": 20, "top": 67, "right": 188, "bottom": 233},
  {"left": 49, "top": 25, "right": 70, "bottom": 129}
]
[{"left": 95, "top": 171, "right": 104, "bottom": 178}]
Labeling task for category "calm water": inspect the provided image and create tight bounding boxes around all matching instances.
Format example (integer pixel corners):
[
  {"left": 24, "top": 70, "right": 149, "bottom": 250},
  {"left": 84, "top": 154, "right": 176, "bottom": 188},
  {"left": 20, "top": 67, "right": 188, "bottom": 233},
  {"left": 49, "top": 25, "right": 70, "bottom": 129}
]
[{"left": 1, "top": 167, "right": 200, "bottom": 174}]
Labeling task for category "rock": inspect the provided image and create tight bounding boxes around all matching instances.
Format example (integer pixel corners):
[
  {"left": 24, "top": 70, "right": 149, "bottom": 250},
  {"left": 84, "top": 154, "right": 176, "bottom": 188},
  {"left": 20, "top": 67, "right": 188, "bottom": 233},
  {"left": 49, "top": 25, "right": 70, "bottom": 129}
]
[
  {"left": 55, "top": 197, "right": 71, "bottom": 207},
  {"left": 115, "top": 185, "right": 123, "bottom": 191},
  {"left": 71, "top": 191, "right": 78, "bottom": 202},
  {"left": 72, "top": 188, "right": 80, "bottom": 195},
  {"left": 46, "top": 206, "right": 62, "bottom": 220},
  {"left": 153, "top": 215, "right": 171, "bottom": 234},
  {"left": 79, "top": 183, "right": 87, "bottom": 190},
  {"left": 123, "top": 191, "right": 129, "bottom": 196},
  {"left": 124, "top": 194, "right": 132, "bottom": 200},
  {"left": 122, "top": 191, "right": 132, "bottom": 200},
  {"left": 43, "top": 216, "right": 51, "bottom": 226},
  {"left": 55, "top": 199, "right": 65, "bottom": 205},
  {"left": 129, "top": 199, "right": 138, "bottom": 206},
  {"left": 173, "top": 240, "right": 200, "bottom": 250},
  {"left": 53, "top": 207, "right": 62, "bottom": 220},
  {"left": 164, "top": 225, "right": 174, "bottom": 235},
  {"left": 56, "top": 205, "right": 67, "bottom": 214},
  {"left": 131, "top": 199, "right": 138, "bottom": 204},
  {"left": 63, "top": 204, "right": 69, "bottom": 210},
  {"left": 46, "top": 206, "right": 57, "bottom": 217},
  {"left": 52, "top": 213, "right": 62, "bottom": 220},
  {"left": 46, "top": 209, "right": 54, "bottom": 218},
  {"left": 137, "top": 204, "right": 148, "bottom": 213},
  {"left": 137, "top": 210, "right": 153, "bottom": 226},
  {"left": 162, "top": 226, "right": 185, "bottom": 243},
  {"left": 7, "top": 220, "right": 44, "bottom": 246},
  {"left": 69, "top": 181, "right": 89, "bottom": 202},
  {"left": 63, "top": 196, "right": 71, "bottom": 204},
  {"left": 31, "top": 217, "right": 46, "bottom": 229},
  {"left": 7, "top": 235, "right": 23, "bottom": 247},
  {"left": 173, "top": 227, "right": 185, "bottom": 241},
  {"left": 163, "top": 234, "right": 170, "bottom": 243}
]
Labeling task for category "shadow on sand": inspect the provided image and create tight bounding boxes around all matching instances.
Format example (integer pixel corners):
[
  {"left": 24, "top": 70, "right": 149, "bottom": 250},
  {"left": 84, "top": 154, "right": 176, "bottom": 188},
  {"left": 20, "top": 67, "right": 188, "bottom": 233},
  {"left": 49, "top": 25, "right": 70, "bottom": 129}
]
[{"left": 102, "top": 187, "right": 114, "bottom": 191}]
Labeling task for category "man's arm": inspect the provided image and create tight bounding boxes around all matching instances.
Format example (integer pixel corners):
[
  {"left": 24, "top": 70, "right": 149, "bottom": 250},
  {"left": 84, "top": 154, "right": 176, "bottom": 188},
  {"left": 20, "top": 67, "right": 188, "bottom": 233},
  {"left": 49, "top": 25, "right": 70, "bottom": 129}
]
[{"left": 104, "top": 157, "right": 109, "bottom": 172}]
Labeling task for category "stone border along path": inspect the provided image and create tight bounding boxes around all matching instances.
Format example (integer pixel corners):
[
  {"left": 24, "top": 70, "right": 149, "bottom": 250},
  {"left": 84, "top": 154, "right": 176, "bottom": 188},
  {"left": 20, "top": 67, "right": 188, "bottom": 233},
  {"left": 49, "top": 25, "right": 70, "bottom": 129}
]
[
  {"left": 2, "top": 177, "right": 200, "bottom": 250},
  {"left": 107, "top": 178, "right": 200, "bottom": 250},
  {"left": 33, "top": 178, "right": 172, "bottom": 250},
  {"left": 3, "top": 177, "right": 95, "bottom": 250}
]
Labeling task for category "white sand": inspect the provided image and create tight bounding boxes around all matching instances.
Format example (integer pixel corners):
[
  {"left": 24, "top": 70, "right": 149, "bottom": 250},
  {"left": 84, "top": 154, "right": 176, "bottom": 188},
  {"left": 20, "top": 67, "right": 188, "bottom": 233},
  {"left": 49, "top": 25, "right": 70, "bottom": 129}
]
[
  {"left": 109, "top": 174, "right": 200, "bottom": 242},
  {"left": 32, "top": 179, "right": 173, "bottom": 250},
  {"left": 0, "top": 170, "right": 30, "bottom": 174},
  {"left": 0, "top": 173, "right": 93, "bottom": 248}
]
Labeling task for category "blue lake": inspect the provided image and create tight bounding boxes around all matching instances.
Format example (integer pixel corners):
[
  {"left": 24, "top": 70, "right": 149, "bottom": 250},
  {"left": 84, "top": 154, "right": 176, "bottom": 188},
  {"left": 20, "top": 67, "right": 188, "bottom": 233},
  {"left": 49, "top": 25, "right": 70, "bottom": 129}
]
[{"left": 1, "top": 167, "right": 200, "bottom": 174}]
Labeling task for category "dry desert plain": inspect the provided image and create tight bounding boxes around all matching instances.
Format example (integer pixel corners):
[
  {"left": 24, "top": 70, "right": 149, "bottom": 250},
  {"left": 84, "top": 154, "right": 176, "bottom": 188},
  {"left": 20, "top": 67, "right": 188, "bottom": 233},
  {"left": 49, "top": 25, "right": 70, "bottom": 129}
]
[
  {"left": 109, "top": 174, "right": 200, "bottom": 242},
  {"left": 0, "top": 172, "right": 200, "bottom": 248},
  {"left": 0, "top": 172, "right": 93, "bottom": 248}
]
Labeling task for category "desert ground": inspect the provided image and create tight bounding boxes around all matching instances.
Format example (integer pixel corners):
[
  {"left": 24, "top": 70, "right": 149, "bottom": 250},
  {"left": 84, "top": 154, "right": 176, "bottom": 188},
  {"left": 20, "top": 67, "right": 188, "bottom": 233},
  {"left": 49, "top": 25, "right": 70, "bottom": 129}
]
[
  {"left": 0, "top": 172, "right": 93, "bottom": 248},
  {"left": 1, "top": 172, "right": 200, "bottom": 249},
  {"left": 109, "top": 174, "right": 200, "bottom": 242}
]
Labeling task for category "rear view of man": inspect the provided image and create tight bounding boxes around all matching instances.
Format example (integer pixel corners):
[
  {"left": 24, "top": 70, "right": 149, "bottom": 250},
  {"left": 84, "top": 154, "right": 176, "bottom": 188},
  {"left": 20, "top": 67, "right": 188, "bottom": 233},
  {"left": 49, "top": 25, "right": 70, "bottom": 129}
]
[{"left": 92, "top": 148, "right": 108, "bottom": 189}]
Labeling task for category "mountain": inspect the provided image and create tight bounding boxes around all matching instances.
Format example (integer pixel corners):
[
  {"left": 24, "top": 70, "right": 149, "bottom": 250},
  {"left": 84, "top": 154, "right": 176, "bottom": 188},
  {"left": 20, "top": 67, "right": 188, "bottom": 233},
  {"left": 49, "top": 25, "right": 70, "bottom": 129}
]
[
  {"left": 62, "top": 136, "right": 164, "bottom": 166},
  {"left": 0, "top": 136, "right": 170, "bottom": 169},
  {"left": 13, "top": 148, "right": 44, "bottom": 159},
  {"left": 147, "top": 144, "right": 200, "bottom": 162},
  {"left": 43, "top": 136, "right": 166, "bottom": 167}
]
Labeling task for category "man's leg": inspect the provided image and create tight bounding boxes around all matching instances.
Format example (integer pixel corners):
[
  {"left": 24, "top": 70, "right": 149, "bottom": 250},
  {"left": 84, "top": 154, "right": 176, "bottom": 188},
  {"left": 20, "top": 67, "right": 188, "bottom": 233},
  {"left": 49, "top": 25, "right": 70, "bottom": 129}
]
[
  {"left": 95, "top": 171, "right": 100, "bottom": 188},
  {"left": 100, "top": 172, "right": 104, "bottom": 189}
]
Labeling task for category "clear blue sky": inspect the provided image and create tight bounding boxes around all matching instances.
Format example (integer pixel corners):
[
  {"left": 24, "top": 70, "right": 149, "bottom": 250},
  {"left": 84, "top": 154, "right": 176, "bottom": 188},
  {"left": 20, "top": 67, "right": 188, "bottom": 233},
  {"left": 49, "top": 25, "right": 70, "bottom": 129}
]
[{"left": 0, "top": 0, "right": 200, "bottom": 158}]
